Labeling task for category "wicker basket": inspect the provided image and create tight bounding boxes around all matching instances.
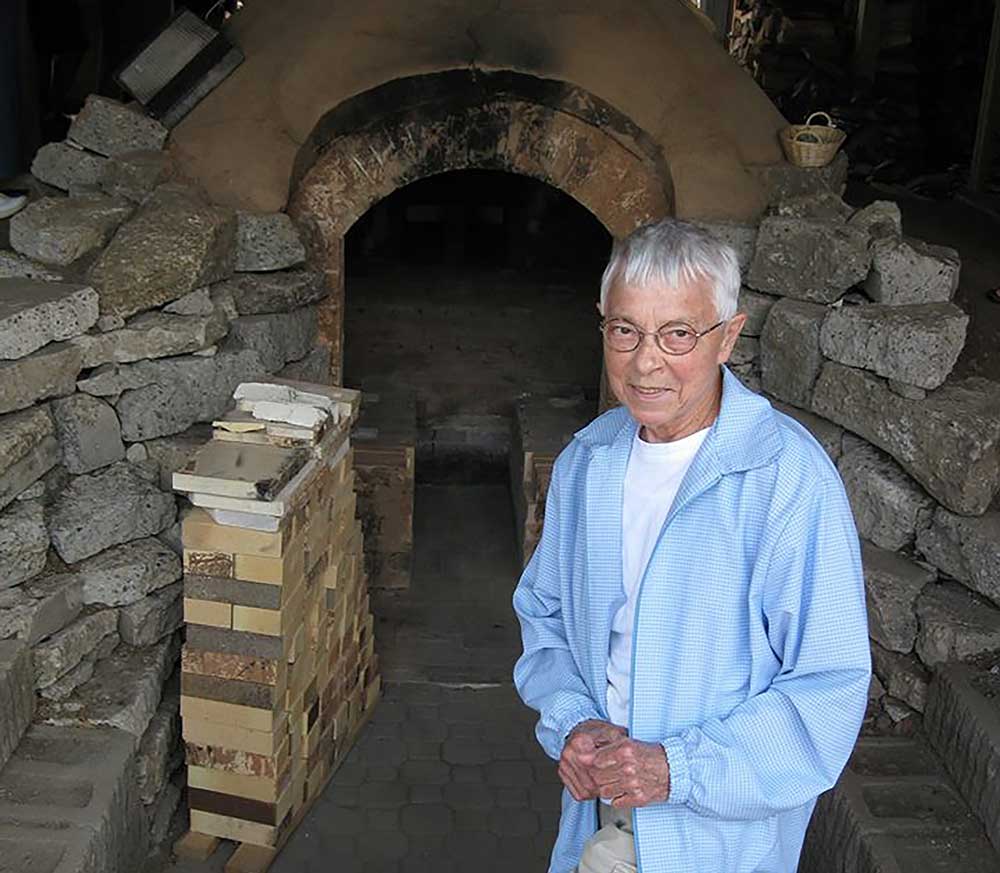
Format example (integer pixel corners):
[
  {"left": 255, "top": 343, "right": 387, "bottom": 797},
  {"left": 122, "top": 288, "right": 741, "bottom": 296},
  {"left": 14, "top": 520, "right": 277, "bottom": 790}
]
[{"left": 779, "top": 112, "right": 846, "bottom": 168}]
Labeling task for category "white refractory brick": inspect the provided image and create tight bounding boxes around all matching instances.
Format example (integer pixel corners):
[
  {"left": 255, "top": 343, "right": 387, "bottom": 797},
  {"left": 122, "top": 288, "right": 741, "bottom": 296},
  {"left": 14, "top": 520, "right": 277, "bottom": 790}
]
[
  {"left": 136, "top": 682, "right": 180, "bottom": 805},
  {"left": 0, "top": 279, "right": 99, "bottom": 360},
  {"left": 212, "top": 270, "right": 328, "bottom": 315},
  {"left": 100, "top": 149, "right": 174, "bottom": 202},
  {"left": 772, "top": 192, "right": 854, "bottom": 222},
  {"left": 0, "top": 250, "right": 63, "bottom": 281},
  {"left": 0, "top": 572, "right": 84, "bottom": 645},
  {"left": 813, "top": 364, "right": 1000, "bottom": 516},
  {"left": 228, "top": 306, "right": 318, "bottom": 372},
  {"left": 759, "top": 298, "right": 827, "bottom": 408},
  {"left": 770, "top": 401, "right": 844, "bottom": 463},
  {"left": 69, "top": 308, "right": 230, "bottom": 368},
  {"left": 0, "top": 342, "right": 82, "bottom": 415},
  {"left": 861, "top": 540, "right": 936, "bottom": 653},
  {"left": 0, "top": 500, "right": 49, "bottom": 591},
  {"left": 48, "top": 462, "right": 176, "bottom": 564},
  {"left": 691, "top": 221, "right": 757, "bottom": 274},
  {"left": 235, "top": 212, "right": 307, "bottom": 272},
  {"left": 837, "top": 440, "right": 935, "bottom": 551},
  {"left": 746, "top": 217, "right": 870, "bottom": 303},
  {"left": 915, "top": 582, "right": 1000, "bottom": 666},
  {"left": 819, "top": 302, "right": 968, "bottom": 390},
  {"left": 737, "top": 288, "right": 778, "bottom": 337},
  {"left": 0, "top": 641, "right": 34, "bottom": 771},
  {"left": 118, "top": 580, "right": 182, "bottom": 645},
  {"left": 30, "top": 141, "right": 108, "bottom": 191},
  {"left": 8, "top": 196, "right": 133, "bottom": 267},
  {"left": 32, "top": 608, "right": 118, "bottom": 689},
  {"left": 50, "top": 394, "right": 126, "bottom": 474},
  {"left": 68, "top": 95, "right": 168, "bottom": 157},
  {"left": 848, "top": 200, "right": 903, "bottom": 239},
  {"left": 917, "top": 509, "right": 1000, "bottom": 609},
  {"left": 142, "top": 425, "right": 210, "bottom": 491},
  {"left": 866, "top": 236, "right": 961, "bottom": 305},
  {"left": 76, "top": 537, "right": 181, "bottom": 608},
  {"left": 0, "top": 406, "right": 60, "bottom": 512},
  {"left": 870, "top": 644, "right": 931, "bottom": 712}
]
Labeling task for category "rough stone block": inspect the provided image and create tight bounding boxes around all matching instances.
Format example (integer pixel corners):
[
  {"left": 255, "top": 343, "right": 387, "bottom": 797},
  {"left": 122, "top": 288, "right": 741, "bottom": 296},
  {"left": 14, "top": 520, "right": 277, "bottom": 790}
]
[
  {"left": 89, "top": 185, "right": 237, "bottom": 319},
  {"left": 163, "top": 287, "right": 213, "bottom": 316},
  {"left": 0, "top": 498, "right": 49, "bottom": 590},
  {"left": 99, "top": 149, "right": 174, "bottom": 202},
  {"left": 915, "top": 582, "right": 1000, "bottom": 665},
  {"left": 142, "top": 425, "right": 212, "bottom": 492},
  {"left": 861, "top": 541, "right": 935, "bottom": 653},
  {"left": 48, "top": 462, "right": 176, "bottom": 564},
  {"left": 68, "top": 95, "right": 168, "bottom": 157},
  {"left": 118, "top": 580, "right": 183, "bottom": 645},
  {"left": 916, "top": 509, "right": 1000, "bottom": 609},
  {"left": 50, "top": 394, "right": 125, "bottom": 474},
  {"left": 136, "top": 681, "right": 180, "bottom": 805},
  {"left": 747, "top": 217, "right": 870, "bottom": 303},
  {"left": 0, "top": 641, "right": 34, "bottom": 772},
  {"left": 0, "top": 279, "right": 98, "bottom": 361},
  {"left": 8, "top": 196, "right": 133, "bottom": 267},
  {"left": 38, "top": 633, "right": 117, "bottom": 702},
  {"left": 759, "top": 298, "right": 827, "bottom": 407},
  {"left": 737, "top": 288, "right": 778, "bottom": 337},
  {"left": 0, "top": 572, "right": 83, "bottom": 645},
  {"left": 0, "top": 250, "right": 64, "bottom": 281},
  {"left": 69, "top": 309, "right": 230, "bottom": 367},
  {"left": 772, "top": 191, "right": 853, "bottom": 222},
  {"left": 0, "top": 406, "right": 60, "bottom": 511},
  {"left": 730, "top": 335, "right": 758, "bottom": 366},
  {"left": 77, "top": 537, "right": 181, "bottom": 608},
  {"left": 146, "top": 779, "right": 182, "bottom": 849},
  {"left": 838, "top": 441, "right": 935, "bottom": 551},
  {"left": 225, "top": 306, "right": 318, "bottom": 373},
  {"left": 278, "top": 344, "right": 332, "bottom": 383},
  {"left": 770, "top": 401, "right": 844, "bottom": 462},
  {"left": 213, "top": 270, "right": 328, "bottom": 315},
  {"left": 0, "top": 342, "right": 82, "bottom": 415},
  {"left": 32, "top": 608, "right": 118, "bottom": 689},
  {"left": 235, "top": 212, "right": 306, "bottom": 272},
  {"left": 747, "top": 152, "right": 848, "bottom": 206},
  {"left": 820, "top": 302, "right": 968, "bottom": 390},
  {"left": 870, "top": 644, "right": 930, "bottom": 712},
  {"left": 848, "top": 200, "right": 902, "bottom": 239},
  {"left": 30, "top": 141, "right": 108, "bottom": 191},
  {"left": 691, "top": 221, "right": 757, "bottom": 274},
  {"left": 814, "top": 365, "right": 1000, "bottom": 515},
  {"left": 866, "top": 236, "right": 960, "bottom": 305}
]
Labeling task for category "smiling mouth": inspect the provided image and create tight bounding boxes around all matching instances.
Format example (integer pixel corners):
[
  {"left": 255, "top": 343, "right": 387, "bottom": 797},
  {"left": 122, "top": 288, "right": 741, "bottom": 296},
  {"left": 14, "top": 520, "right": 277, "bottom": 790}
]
[{"left": 631, "top": 385, "right": 671, "bottom": 395}]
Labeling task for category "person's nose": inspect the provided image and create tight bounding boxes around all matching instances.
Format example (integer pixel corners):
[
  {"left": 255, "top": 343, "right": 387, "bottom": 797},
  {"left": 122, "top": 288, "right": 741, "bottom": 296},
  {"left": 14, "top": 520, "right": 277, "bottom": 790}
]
[{"left": 631, "top": 332, "right": 666, "bottom": 375}]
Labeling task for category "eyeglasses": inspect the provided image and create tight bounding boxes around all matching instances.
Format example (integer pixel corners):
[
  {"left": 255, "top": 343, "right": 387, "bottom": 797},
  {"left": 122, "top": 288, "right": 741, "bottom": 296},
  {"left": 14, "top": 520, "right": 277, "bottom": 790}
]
[{"left": 599, "top": 317, "right": 725, "bottom": 355}]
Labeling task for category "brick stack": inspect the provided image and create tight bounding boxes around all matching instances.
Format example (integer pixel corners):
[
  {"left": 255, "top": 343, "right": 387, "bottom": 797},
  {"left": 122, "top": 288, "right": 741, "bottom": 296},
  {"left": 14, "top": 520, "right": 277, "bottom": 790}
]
[{"left": 172, "top": 378, "right": 380, "bottom": 850}]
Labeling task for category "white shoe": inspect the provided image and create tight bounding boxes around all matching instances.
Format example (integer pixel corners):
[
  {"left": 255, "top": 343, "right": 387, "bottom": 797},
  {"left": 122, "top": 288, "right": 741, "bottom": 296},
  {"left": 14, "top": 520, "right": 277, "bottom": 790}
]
[{"left": 0, "top": 192, "right": 28, "bottom": 219}]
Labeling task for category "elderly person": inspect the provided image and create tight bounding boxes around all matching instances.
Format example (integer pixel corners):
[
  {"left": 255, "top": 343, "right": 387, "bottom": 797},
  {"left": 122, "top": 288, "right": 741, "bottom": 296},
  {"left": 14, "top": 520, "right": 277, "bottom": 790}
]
[{"left": 513, "top": 219, "right": 870, "bottom": 873}]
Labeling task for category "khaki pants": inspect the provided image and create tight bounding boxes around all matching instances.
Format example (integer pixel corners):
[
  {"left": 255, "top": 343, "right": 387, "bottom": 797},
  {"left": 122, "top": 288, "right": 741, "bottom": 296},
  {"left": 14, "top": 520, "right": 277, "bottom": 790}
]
[{"left": 576, "top": 802, "right": 637, "bottom": 873}]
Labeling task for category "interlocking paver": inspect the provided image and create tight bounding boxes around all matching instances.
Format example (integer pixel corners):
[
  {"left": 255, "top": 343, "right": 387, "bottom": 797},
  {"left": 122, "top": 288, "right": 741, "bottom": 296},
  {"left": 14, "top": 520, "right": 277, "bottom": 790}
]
[
  {"left": 442, "top": 738, "right": 492, "bottom": 765},
  {"left": 400, "top": 803, "right": 454, "bottom": 836},
  {"left": 400, "top": 759, "right": 451, "bottom": 786}
]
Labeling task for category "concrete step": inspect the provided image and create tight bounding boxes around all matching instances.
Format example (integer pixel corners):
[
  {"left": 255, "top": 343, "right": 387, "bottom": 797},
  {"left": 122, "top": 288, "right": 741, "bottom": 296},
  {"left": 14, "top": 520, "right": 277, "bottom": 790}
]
[
  {"left": 0, "top": 724, "right": 147, "bottom": 873},
  {"left": 924, "top": 662, "right": 1000, "bottom": 854},
  {"left": 800, "top": 735, "right": 1000, "bottom": 873}
]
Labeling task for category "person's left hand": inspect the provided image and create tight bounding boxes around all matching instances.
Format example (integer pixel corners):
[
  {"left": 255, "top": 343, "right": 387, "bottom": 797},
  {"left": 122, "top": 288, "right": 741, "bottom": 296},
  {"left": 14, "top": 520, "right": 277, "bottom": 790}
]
[{"left": 590, "top": 736, "right": 671, "bottom": 808}]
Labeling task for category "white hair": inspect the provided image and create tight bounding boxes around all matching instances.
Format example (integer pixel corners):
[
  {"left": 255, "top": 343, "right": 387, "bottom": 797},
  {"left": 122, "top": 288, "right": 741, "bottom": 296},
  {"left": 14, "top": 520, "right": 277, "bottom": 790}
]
[{"left": 599, "top": 219, "right": 741, "bottom": 320}]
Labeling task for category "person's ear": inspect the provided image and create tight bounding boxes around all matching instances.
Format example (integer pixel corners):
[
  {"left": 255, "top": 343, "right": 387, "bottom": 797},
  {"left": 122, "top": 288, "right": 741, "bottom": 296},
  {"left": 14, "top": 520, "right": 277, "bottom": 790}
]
[{"left": 717, "top": 313, "right": 747, "bottom": 364}]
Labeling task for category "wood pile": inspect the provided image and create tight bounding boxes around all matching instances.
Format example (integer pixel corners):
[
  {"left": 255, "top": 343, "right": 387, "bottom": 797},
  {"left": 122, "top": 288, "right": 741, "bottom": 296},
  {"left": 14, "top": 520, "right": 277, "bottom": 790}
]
[{"left": 172, "top": 378, "right": 380, "bottom": 858}]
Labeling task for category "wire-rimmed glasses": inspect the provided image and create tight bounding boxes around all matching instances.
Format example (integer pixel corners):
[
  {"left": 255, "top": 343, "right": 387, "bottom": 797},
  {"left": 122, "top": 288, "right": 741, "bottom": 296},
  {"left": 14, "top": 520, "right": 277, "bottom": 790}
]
[{"left": 600, "top": 317, "right": 725, "bottom": 356}]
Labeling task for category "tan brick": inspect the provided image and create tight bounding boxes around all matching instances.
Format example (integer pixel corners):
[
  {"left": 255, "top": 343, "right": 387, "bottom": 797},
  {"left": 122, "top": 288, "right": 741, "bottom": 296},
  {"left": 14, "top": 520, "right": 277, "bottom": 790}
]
[{"left": 184, "top": 597, "right": 233, "bottom": 628}]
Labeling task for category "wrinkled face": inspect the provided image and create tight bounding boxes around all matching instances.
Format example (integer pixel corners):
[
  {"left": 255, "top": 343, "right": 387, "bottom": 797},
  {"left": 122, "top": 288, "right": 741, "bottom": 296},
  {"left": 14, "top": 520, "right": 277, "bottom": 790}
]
[{"left": 601, "top": 276, "right": 745, "bottom": 442}]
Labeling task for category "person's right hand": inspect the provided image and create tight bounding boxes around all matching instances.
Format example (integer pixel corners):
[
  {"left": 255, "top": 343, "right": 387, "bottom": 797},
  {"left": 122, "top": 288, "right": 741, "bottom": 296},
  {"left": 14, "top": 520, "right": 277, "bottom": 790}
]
[{"left": 559, "top": 719, "right": 628, "bottom": 801}]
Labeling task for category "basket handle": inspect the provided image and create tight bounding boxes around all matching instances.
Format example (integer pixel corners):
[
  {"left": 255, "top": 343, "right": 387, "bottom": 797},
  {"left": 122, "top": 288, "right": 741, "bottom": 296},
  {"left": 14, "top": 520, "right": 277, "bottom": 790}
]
[{"left": 804, "top": 111, "right": 835, "bottom": 128}]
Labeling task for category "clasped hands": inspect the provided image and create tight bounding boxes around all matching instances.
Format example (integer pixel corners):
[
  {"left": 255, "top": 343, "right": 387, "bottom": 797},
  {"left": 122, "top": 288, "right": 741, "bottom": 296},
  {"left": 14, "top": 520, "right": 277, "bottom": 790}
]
[{"left": 558, "top": 719, "right": 671, "bottom": 809}]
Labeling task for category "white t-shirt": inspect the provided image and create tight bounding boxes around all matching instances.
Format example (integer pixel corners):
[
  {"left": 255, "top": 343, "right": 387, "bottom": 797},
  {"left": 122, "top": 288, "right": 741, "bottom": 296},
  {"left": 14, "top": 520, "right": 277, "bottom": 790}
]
[{"left": 605, "top": 425, "right": 709, "bottom": 729}]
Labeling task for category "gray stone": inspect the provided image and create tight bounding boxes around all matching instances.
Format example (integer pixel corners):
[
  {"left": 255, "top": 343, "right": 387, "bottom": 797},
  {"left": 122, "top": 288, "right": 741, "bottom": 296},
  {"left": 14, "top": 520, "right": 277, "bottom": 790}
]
[
  {"left": 882, "top": 696, "right": 917, "bottom": 723},
  {"left": 118, "top": 580, "right": 182, "bottom": 645},
  {"left": 136, "top": 683, "right": 180, "bottom": 805},
  {"left": 0, "top": 250, "right": 63, "bottom": 281},
  {"left": 76, "top": 537, "right": 181, "bottom": 608},
  {"left": 213, "top": 270, "right": 328, "bottom": 315},
  {"left": 8, "top": 196, "right": 133, "bottom": 267},
  {"left": 0, "top": 641, "right": 34, "bottom": 771},
  {"left": 89, "top": 185, "right": 237, "bottom": 319},
  {"left": 235, "top": 212, "right": 307, "bottom": 272},
  {"left": 0, "top": 406, "right": 60, "bottom": 511},
  {"left": 163, "top": 287, "right": 213, "bottom": 316},
  {"left": 819, "top": 302, "right": 968, "bottom": 390},
  {"left": 870, "top": 644, "right": 930, "bottom": 712},
  {"left": 747, "top": 152, "right": 849, "bottom": 206},
  {"left": 729, "top": 363, "right": 760, "bottom": 394},
  {"left": 866, "top": 236, "right": 961, "bottom": 305},
  {"left": 146, "top": 780, "right": 182, "bottom": 849},
  {"left": 759, "top": 298, "right": 827, "bottom": 407},
  {"left": 158, "top": 521, "right": 182, "bottom": 557},
  {"left": 691, "top": 221, "right": 757, "bottom": 273},
  {"left": 848, "top": 200, "right": 903, "bottom": 239},
  {"left": 0, "top": 500, "right": 48, "bottom": 590},
  {"left": 69, "top": 309, "right": 230, "bottom": 367},
  {"left": 125, "top": 443, "right": 147, "bottom": 464},
  {"left": 225, "top": 307, "right": 318, "bottom": 373},
  {"left": 106, "top": 347, "right": 268, "bottom": 440},
  {"left": 48, "top": 462, "right": 176, "bottom": 564},
  {"left": 30, "top": 141, "right": 107, "bottom": 191},
  {"left": 730, "top": 335, "right": 759, "bottom": 365},
  {"left": 0, "top": 342, "right": 82, "bottom": 415},
  {"left": 770, "top": 401, "right": 844, "bottom": 462},
  {"left": 888, "top": 379, "right": 927, "bottom": 400},
  {"left": 917, "top": 509, "right": 1000, "bottom": 608},
  {"left": 772, "top": 191, "right": 853, "bottom": 222},
  {"left": 99, "top": 149, "right": 174, "bottom": 202},
  {"left": 838, "top": 441, "right": 935, "bottom": 551},
  {"left": 737, "top": 288, "right": 778, "bottom": 337},
  {"left": 862, "top": 540, "right": 936, "bottom": 652},
  {"left": 36, "top": 634, "right": 179, "bottom": 737},
  {"left": 0, "top": 572, "right": 83, "bottom": 644},
  {"left": 748, "top": 217, "right": 870, "bottom": 303},
  {"left": 38, "top": 651, "right": 99, "bottom": 701},
  {"left": 915, "top": 582, "right": 1000, "bottom": 665},
  {"left": 0, "top": 279, "right": 99, "bottom": 360},
  {"left": 32, "top": 608, "right": 118, "bottom": 688},
  {"left": 278, "top": 344, "right": 332, "bottom": 383},
  {"left": 142, "top": 426, "right": 211, "bottom": 492},
  {"left": 68, "top": 95, "right": 168, "bottom": 157},
  {"left": 50, "top": 394, "right": 126, "bottom": 474},
  {"left": 813, "top": 364, "right": 1000, "bottom": 515}
]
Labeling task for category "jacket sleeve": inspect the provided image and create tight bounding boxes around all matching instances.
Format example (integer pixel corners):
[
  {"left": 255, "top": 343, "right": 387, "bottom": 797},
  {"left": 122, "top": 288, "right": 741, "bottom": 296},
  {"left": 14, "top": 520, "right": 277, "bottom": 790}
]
[
  {"left": 513, "top": 465, "right": 603, "bottom": 761},
  {"left": 660, "top": 472, "right": 871, "bottom": 820}
]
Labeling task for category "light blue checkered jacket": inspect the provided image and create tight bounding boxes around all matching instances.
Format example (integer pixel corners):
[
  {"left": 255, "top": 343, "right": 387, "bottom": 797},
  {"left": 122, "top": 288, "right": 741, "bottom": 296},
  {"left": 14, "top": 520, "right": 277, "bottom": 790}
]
[{"left": 513, "top": 367, "right": 871, "bottom": 873}]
